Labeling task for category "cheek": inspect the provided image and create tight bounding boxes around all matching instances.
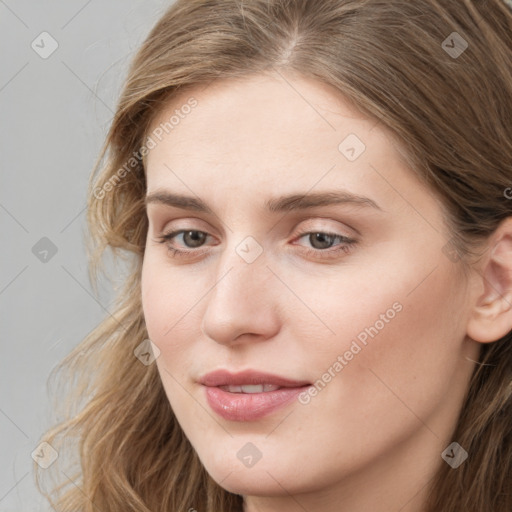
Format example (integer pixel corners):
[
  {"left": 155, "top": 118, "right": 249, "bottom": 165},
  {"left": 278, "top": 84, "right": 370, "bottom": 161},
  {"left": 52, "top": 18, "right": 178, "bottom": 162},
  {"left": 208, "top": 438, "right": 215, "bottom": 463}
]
[
  {"left": 141, "top": 259, "right": 168, "bottom": 341},
  {"left": 141, "top": 256, "right": 201, "bottom": 412},
  {"left": 141, "top": 252, "right": 213, "bottom": 418},
  {"left": 141, "top": 252, "right": 197, "bottom": 345},
  {"left": 286, "top": 249, "right": 466, "bottom": 413}
]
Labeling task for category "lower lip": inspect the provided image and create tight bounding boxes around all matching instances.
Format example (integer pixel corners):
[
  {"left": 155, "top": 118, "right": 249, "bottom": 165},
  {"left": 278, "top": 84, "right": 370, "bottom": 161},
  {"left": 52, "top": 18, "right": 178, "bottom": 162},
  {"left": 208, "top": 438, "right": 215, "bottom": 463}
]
[{"left": 204, "top": 386, "right": 309, "bottom": 421}]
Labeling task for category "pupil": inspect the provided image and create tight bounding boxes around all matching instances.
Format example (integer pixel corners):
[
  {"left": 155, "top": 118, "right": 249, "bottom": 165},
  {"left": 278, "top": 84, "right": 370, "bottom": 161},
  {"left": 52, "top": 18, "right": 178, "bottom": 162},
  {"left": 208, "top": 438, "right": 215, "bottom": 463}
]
[
  {"left": 184, "top": 231, "right": 205, "bottom": 248},
  {"left": 311, "top": 233, "right": 333, "bottom": 249}
]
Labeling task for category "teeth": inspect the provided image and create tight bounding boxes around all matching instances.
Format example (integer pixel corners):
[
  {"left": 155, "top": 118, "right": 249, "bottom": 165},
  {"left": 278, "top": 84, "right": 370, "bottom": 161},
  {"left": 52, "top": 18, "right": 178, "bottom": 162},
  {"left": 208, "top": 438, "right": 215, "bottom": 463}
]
[{"left": 219, "top": 384, "right": 282, "bottom": 393}]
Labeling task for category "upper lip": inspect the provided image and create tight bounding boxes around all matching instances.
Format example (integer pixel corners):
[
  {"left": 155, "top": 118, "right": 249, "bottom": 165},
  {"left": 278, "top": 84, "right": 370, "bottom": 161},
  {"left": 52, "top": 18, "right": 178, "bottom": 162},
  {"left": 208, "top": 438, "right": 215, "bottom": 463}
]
[{"left": 199, "top": 369, "right": 311, "bottom": 388}]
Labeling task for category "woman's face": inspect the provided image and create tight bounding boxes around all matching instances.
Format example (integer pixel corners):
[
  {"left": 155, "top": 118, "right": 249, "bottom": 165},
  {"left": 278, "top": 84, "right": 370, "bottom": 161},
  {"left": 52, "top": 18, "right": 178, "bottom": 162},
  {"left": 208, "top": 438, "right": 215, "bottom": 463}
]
[{"left": 141, "top": 71, "right": 480, "bottom": 509}]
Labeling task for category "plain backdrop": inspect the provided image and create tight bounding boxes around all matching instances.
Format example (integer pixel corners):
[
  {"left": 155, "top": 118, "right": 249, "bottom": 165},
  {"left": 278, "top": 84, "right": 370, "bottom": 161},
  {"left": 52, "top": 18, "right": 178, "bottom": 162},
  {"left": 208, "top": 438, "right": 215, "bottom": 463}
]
[{"left": 0, "top": 1, "right": 175, "bottom": 509}]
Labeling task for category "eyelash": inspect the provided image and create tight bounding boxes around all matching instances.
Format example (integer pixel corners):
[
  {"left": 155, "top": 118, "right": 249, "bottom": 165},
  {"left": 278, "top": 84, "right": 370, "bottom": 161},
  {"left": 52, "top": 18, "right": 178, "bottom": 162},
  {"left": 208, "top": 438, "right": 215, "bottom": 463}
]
[{"left": 154, "top": 228, "right": 357, "bottom": 260}]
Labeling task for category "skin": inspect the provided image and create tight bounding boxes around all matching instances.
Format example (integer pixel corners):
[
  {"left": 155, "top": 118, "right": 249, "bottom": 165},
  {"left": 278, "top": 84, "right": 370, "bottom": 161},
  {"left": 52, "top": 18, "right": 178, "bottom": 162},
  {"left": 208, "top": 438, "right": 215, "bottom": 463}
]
[{"left": 140, "top": 70, "right": 511, "bottom": 512}]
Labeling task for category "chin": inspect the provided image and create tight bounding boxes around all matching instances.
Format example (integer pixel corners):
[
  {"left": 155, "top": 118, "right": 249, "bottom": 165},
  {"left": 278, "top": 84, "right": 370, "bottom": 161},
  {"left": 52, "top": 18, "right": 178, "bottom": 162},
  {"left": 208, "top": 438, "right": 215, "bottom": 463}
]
[
  {"left": 209, "top": 469, "right": 293, "bottom": 497},
  {"left": 198, "top": 446, "right": 318, "bottom": 497}
]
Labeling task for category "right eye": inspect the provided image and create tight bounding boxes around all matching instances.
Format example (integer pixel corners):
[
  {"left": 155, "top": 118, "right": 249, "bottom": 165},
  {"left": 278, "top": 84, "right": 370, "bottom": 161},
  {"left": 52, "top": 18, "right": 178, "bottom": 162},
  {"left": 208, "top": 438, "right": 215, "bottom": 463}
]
[{"left": 155, "top": 229, "right": 215, "bottom": 258}]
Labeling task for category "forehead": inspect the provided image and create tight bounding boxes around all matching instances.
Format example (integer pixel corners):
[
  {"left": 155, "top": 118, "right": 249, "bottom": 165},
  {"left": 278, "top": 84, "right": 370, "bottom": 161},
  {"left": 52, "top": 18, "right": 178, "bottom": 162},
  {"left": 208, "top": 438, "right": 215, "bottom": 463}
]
[
  {"left": 142, "top": 71, "right": 441, "bottom": 226},
  {"left": 148, "top": 72, "right": 378, "bottom": 148},
  {"left": 145, "top": 73, "right": 395, "bottom": 172}
]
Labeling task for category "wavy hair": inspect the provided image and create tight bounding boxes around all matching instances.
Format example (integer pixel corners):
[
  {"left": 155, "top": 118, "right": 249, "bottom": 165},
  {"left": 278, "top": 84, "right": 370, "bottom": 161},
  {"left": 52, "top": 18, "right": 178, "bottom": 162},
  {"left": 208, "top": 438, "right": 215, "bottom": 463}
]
[{"left": 35, "top": 0, "right": 512, "bottom": 510}]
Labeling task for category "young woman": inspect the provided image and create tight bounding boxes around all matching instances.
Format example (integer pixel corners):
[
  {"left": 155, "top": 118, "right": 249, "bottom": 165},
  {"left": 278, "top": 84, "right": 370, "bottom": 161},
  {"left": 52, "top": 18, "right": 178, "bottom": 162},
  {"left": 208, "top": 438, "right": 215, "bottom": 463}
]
[{"left": 35, "top": 1, "right": 512, "bottom": 511}]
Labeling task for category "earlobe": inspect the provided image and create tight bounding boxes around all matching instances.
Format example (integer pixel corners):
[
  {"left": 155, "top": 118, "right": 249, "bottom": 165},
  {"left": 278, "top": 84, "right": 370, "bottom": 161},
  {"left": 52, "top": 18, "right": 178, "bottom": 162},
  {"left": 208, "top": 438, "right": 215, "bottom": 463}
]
[{"left": 466, "top": 218, "right": 512, "bottom": 344}]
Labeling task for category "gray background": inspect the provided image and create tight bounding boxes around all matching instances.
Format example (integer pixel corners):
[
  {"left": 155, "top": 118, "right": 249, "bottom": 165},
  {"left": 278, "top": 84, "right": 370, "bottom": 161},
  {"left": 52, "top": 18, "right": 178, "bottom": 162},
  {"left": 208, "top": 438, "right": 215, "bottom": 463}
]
[{"left": 0, "top": 1, "right": 174, "bottom": 509}]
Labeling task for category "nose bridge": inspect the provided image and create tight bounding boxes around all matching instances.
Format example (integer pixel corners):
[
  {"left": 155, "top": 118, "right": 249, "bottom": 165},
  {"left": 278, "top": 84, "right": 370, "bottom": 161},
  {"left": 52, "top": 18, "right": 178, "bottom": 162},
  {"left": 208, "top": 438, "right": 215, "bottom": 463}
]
[
  {"left": 210, "top": 235, "right": 269, "bottom": 312},
  {"left": 200, "top": 234, "right": 280, "bottom": 344},
  {"left": 214, "top": 232, "right": 268, "bottom": 292}
]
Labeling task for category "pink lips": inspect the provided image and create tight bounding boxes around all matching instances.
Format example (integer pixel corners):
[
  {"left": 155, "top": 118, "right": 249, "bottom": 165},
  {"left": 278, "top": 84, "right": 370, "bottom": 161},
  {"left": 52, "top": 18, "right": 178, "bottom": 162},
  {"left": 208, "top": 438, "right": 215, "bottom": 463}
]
[{"left": 199, "top": 369, "right": 311, "bottom": 422}]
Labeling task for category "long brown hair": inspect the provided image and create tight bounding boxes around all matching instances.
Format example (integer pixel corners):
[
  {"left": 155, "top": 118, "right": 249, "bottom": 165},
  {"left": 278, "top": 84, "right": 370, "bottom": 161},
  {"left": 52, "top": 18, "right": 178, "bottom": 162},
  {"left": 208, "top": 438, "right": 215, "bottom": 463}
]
[{"left": 34, "top": 1, "right": 512, "bottom": 510}]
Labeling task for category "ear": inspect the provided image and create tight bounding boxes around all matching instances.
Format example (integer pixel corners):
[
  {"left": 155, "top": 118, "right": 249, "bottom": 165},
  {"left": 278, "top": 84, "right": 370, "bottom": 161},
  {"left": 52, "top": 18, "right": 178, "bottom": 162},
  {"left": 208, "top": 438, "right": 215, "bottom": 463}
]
[{"left": 467, "top": 217, "right": 512, "bottom": 343}]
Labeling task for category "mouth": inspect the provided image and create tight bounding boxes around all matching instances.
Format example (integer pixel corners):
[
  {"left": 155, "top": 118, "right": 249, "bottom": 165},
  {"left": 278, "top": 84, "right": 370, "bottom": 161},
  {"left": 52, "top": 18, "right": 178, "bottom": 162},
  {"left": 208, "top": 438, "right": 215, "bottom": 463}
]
[
  {"left": 199, "top": 369, "right": 312, "bottom": 422},
  {"left": 199, "top": 369, "right": 311, "bottom": 388},
  {"left": 218, "top": 384, "right": 284, "bottom": 393}
]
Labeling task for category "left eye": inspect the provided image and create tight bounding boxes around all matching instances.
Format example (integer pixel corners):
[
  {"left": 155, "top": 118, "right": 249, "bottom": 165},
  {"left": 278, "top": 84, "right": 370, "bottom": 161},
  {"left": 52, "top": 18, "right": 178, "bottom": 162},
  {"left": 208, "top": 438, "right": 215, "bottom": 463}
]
[
  {"left": 296, "top": 231, "right": 352, "bottom": 250},
  {"left": 291, "top": 231, "right": 357, "bottom": 259}
]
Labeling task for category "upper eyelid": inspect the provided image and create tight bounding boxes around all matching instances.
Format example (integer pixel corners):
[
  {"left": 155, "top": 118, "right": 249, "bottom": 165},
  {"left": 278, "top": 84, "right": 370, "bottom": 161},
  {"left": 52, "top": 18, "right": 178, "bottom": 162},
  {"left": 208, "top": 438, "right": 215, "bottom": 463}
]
[
  {"left": 147, "top": 203, "right": 365, "bottom": 236},
  {"left": 154, "top": 214, "right": 358, "bottom": 235}
]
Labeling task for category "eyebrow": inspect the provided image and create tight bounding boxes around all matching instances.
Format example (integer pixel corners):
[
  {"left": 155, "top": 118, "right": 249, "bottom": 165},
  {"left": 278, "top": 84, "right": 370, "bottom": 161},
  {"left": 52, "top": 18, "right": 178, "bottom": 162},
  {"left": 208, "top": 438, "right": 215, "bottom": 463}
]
[{"left": 145, "top": 190, "right": 382, "bottom": 213}]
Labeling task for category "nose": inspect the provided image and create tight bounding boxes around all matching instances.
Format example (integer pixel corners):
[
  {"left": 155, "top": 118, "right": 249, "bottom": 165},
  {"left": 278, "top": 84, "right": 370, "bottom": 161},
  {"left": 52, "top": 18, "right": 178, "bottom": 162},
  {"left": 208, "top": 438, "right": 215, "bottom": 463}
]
[{"left": 200, "top": 244, "right": 281, "bottom": 347}]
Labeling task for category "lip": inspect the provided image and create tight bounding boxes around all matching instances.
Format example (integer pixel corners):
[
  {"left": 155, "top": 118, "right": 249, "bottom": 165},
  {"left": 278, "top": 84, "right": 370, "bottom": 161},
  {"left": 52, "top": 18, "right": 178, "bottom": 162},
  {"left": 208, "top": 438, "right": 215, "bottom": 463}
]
[
  {"left": 199, "top": 369, "right": 312, "bottom": 422},
  {"left": 199, "top": 369, "right": 311, "bottom": 388}
]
